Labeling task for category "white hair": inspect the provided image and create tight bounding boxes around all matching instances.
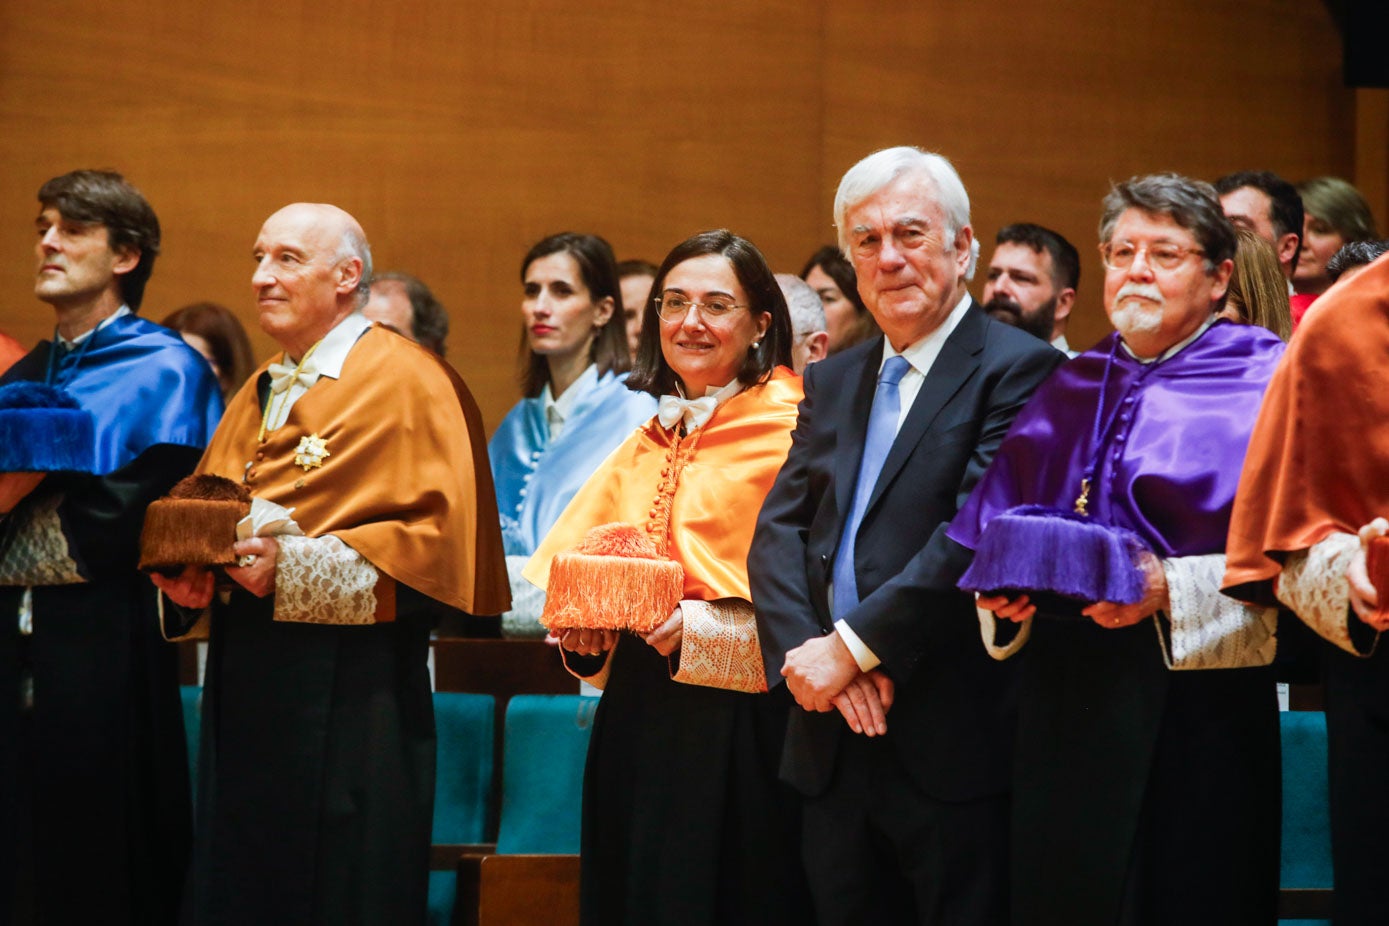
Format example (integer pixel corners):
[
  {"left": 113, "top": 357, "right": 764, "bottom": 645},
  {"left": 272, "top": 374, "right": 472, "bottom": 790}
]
[
  {"left": 336, "top": 222, "right": 373, "bottom": 308},
  {"left": 833, "top": 146, "right": 977, "bottom": 278},
  {"left": 775, "top": 273, "right": 826, "bottom": 338}
]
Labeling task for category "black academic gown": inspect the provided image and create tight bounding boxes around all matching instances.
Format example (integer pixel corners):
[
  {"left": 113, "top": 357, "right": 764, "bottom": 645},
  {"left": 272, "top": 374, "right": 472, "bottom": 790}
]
[
  {"left": 0, "top": 326, "right": 219, "bottom": 926},
  {"left": 181, "top": 588, "right": 439, "bottom": 926}
]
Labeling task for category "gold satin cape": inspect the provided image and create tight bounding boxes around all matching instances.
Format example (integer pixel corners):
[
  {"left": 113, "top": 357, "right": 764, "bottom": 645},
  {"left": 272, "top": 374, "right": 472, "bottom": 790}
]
[
  {"left": 1224, "top": 254, "right": 1389, "bottom": 604},
  {"left": 525, "top": 367, "right": 803, "bottom": 601},
  {"left": 198, "top": 326, "right": 510, "bottom": 619}
]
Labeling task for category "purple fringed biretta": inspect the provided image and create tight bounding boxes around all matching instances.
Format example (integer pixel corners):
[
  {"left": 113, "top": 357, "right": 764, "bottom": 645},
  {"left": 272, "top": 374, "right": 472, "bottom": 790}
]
[{"left": 948, "top": 321, "right": 1285, "bottom": 571}]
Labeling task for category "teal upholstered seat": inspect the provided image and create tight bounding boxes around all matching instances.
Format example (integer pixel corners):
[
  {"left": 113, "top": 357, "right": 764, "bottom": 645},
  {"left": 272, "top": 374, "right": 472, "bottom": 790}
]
[
  {"left": 179, "top": 685, "right": 202, "bottom": 795},
  {"left": 428, "top": 691, "right": 496, "bottom": 926},
  {"left": 1279, "top": 709, "right": 1332, "bottom": 925},
  {"left": 495, "top": 694, "right": 598, "bottom": 855}
]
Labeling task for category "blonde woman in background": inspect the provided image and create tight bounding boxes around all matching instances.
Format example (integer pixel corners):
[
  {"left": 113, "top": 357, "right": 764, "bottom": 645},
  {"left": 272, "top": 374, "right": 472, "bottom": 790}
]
[{"left": 1221, "top": 229, "right": 1292, "bottom": 341}]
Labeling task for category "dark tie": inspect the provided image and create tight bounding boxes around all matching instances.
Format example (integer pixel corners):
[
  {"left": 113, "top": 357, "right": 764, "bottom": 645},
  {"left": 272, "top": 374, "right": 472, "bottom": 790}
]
[{"left": 832, "top": 355, "right": 911, "bottom": 619}]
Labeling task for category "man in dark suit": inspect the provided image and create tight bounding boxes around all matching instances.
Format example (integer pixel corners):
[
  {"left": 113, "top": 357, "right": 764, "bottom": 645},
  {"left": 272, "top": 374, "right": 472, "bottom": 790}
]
[{"left": 750, "top": 146, "right": 1064, "bottom": 925}]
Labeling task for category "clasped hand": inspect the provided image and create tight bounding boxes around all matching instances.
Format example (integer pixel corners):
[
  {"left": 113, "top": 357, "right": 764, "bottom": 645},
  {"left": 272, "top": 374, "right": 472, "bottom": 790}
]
[
  {"left": 149, "top": 536, "right": 281, "bottom": 606},
  {"left": 782, "top": 633, "right": 893, "bottom": 737},
  {"left": 977, "top": 550, "right": 1170, "bottom": 630},
  {"left": 555, "top": 604, "right": 683, "bottom": 658}
]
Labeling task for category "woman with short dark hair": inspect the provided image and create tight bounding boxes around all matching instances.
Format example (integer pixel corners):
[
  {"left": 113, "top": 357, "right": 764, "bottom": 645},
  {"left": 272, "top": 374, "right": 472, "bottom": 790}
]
[{"left": 526, "top": 229, "right": 812, "bottom": 925}]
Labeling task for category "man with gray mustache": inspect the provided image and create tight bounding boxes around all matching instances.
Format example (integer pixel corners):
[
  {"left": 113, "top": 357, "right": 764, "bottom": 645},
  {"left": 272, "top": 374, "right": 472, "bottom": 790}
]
[{"left": 948, "top": 174, "right": 1287, "bottom": 923}]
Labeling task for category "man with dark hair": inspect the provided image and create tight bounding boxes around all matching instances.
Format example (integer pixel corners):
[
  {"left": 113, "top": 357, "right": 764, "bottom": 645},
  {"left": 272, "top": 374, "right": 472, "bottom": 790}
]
[
  {"left": 955, "top": 173, "right": 1285, "bottom": 923},
  {"left": 0, "top": 169, "right": 223, "bottom": 924},
  {"left": 1327, "top": 238, "right": 1389, "bottom": 285},
  {"left": 980, "top": 222, "right": 1080, "bottom": 354},
  {"left": 364, "top": 271, "right": 449, "bottom": 357},
  {"left": 1215, "top": 170, "right": 1303, "bottom": 281}
]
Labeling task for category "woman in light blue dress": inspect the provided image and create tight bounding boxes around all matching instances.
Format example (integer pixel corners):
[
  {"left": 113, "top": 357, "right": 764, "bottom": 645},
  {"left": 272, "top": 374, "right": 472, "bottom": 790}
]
[{"left": 489, "top": 233, "right": 656, "bottom": 636}]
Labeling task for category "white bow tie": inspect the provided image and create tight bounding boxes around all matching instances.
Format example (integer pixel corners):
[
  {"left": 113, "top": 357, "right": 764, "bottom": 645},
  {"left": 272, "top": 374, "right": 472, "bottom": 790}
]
[
  {"left": 267, "top": 357, "right": 320, "bottom": 395},
  {"left": 657, "top": 394, "right": 719, "bottom": 432}
]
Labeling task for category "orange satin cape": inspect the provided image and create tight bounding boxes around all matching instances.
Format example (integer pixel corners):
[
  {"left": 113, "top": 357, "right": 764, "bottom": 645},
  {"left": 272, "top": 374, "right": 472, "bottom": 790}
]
[
  {"left": 198, "top": 326, "right": 510, "bottom": 618},
  {"left": 524, "top": 367, "right": 803, "bottom": 602},
  {"left": 1224, "top": 253, "right": 1389, "bottom": 605}
]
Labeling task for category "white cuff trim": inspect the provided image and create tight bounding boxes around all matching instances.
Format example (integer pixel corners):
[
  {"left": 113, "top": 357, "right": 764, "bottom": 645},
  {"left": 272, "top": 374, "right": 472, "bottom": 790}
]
[
  {"left": 1156, "top": 553, "right": 1277, "bottom": 670},
  {"left": 273, "top": 534, "right": 378, "bottom": 625},
  {"left": 835, "top": 618, "right": 881, "bottom": 672}
]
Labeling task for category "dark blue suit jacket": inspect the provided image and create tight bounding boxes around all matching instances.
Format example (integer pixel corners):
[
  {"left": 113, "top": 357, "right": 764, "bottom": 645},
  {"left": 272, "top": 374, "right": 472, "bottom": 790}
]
[{"left": 750, "top": 300, "right": 1065, "bottom": 801}]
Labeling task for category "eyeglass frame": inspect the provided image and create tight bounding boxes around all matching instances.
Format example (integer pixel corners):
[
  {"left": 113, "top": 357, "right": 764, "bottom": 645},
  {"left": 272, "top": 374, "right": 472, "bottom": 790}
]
[
  {"left": 653, "top": 293, "right": 750, "bottom": 323},
  {"left": 1098, "top": 240, "right": 1208, "bottom": 273}
]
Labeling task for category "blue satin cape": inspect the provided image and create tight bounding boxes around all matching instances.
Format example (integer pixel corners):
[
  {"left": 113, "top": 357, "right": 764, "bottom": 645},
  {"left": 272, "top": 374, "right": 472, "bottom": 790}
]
[
  {"left": 1, "top": 314, "right": 224, "bottom": 474},
  {"left": 489, "top": 369, "right": 655, "bottom": 557}
]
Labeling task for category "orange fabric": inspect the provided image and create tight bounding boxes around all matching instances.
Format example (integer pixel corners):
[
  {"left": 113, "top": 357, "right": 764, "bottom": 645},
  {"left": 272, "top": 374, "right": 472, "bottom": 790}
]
[
  {"left": 525, "top": 367, "right": 803, "bottom": 602},
  {"left": 199, "top": 326, "right": 509, "bottom": 617},
  {"left": 0, "top": 332, "right": 24, "bottom": 376},
  {"left": 1224, "top": 254, "right": 1389, "bottom": 604}
]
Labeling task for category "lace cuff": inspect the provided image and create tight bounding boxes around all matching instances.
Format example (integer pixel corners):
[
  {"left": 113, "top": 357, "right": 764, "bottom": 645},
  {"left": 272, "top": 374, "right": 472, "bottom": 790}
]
[
  {"left": 274, "top": 534, "right": 379, "bottom": 625},
  {"left": 672, "top": 599, "right": 767, "bottom": 693},
  {"left": 1155, "top": 553, "right": 1277, "bottom": 670},
  {"left": 500, "top": 554, "right": 548, "bottom": 639},
  {"left": 0, "top": 494, "right": 84, "bottom": 586},
  {"left": 1278, "top": 532, "right": 1375, "bottom": 656},
  {"left": 976, "top": 603, "right": 1031, "bottom": 661}
]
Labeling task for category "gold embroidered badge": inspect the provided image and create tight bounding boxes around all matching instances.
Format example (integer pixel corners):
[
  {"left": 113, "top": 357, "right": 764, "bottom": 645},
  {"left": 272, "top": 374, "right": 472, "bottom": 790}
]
[{"left": 293, "top": 433, "right": 330, "bottom": 471}]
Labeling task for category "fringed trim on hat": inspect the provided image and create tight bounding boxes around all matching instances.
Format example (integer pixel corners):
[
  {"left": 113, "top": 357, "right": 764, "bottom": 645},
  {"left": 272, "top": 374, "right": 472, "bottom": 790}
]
[
  {"left": 273, "top": 534, "right": 380, "bottom": 625},
  {"left": 0, "top": 397, "right": 96, "bottom": 473},
  {"left": 1153, "top": 553, "right": 1277, "bottom": 670},
  {"left": 0, "top": 493, "right": 84, "bottom": 586},
  {"left": 541, "top": 552, "right": 683, "bottom": 633},
  {"left": 958, "top": 505, "right": 1149, "bottom": 605},
  {"left": 672, "top": 598, "right": 766, "bottom": 693},
  {"left": 1278, "top": 531, "right": 1377, "bottom": 657},
  {"left": 140, "top": 499, "right": 249, "bottom": 573},
  {"left": 541, "top": 522, "right": 684, "bottom": 633}
]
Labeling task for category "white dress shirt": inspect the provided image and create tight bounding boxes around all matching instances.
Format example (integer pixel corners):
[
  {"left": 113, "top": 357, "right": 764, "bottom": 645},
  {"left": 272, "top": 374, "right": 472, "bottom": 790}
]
[
  {"left": 541, "top": 364, "right": 597, "bottom": 441},
  {"left": 264, "top": 313, "right": 371, "bottom": 431},
  {"left": 834, "top": 292, "right": 973, "bottom": 670}
]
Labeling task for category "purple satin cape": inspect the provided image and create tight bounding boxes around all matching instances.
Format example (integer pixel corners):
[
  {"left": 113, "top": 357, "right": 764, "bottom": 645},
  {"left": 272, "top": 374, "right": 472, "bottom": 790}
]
[{"left": 948, "top": 321, "right": 1285, "bottom": 558}]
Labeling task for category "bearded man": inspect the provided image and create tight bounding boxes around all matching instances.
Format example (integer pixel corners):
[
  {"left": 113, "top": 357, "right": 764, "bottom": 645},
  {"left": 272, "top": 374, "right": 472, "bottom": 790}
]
[{"left": 950, "top": 174, "right": 1286, "bottom": 924}]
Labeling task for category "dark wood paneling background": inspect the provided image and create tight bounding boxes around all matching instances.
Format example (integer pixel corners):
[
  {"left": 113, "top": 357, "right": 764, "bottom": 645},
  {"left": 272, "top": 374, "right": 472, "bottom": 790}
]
[{"left": 0, "top": 0, "right": 1369, "bottom": 428}]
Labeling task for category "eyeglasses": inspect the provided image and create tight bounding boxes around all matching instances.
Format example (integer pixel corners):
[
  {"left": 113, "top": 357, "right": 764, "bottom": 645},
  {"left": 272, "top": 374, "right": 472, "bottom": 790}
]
[
  {"left": 1099, "top": 241, "right": 1206, "bottom": 272},
  {"left": 654, "top": 293, "right": 747, "bottom": 322}
]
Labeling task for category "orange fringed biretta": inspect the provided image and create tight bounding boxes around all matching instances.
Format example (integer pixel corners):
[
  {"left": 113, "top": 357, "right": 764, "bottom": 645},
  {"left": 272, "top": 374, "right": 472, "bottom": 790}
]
[
  {"left": 540, "top": 522, "right": 684, "bottom": 633},
  {"left": 197, "top": 326, "right": 510, "bottom": 619},
  {"left": 524, "top": 367, "right": 803, "bottom": 615}
]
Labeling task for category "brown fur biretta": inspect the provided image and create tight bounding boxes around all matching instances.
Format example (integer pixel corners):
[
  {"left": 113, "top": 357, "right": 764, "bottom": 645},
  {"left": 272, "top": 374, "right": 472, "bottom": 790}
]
[
  {"left": 540, "top": 522, "right": 684, "bottom": 634},
  {"left": 139, "top": 474, "right": 251, "bottom": 574}
]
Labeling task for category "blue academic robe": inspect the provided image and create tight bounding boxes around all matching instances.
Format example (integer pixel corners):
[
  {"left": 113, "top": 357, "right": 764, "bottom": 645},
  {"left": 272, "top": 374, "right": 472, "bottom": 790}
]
[
  {"left": 489, "top": 368, "right": 655, "bottom": 558},
  {"left": 0, "top": 314, "right": 222, "bottom": 926}
]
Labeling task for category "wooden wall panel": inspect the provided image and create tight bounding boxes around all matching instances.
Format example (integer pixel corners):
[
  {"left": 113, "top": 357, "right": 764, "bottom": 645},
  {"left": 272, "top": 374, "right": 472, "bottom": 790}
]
[
  {"left": 0, "top": 0, "right": 1355, "bottom": 425},
  {"left": 822, "top": 0, "right": 1352, "bottom": 351}
]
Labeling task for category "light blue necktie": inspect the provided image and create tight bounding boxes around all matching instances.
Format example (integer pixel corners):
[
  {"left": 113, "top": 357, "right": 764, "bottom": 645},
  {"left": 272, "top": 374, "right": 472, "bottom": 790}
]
[{"left": 832, "top": 356, "right": 911, "bottom": 619}]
